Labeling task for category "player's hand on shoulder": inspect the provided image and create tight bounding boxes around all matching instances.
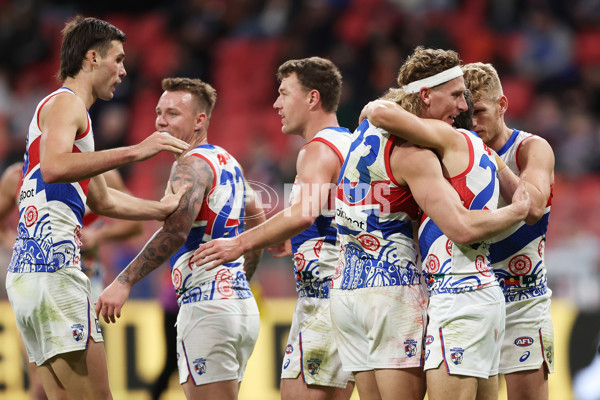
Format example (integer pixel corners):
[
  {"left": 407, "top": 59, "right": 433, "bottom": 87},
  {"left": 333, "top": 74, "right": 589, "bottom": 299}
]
[
  {"left": 157, "top": 182, "right": 188, "bottom": 220},
  {"left": 135, "top": 131, "right": 190, "bottom": 161},
  {"left": 359, "top": 99, "right": 397, "bottom": 125}
]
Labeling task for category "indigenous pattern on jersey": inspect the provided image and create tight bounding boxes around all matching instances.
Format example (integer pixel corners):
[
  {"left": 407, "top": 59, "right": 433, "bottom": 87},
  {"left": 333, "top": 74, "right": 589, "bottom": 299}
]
[
  {"left": 290, "top": 127, "right": 353, "bottom": 298},
  {"left": 9, "top": 88, "right": 93, "bottom": 273},
  {"left": 334, "top": 120, "right": 420, "bottom": 290},
  {"left": 170, "top": 144, "right": 253, "bottom": 305},
  {"left": 491, "top": 129, "right": 552, "bottom": 302},
  {"left": 419, "top": 129, "right": 500, "bottom": 295}
]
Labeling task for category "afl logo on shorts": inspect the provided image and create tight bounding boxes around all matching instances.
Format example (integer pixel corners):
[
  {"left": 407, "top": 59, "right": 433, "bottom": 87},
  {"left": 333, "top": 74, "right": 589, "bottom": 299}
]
[
  {"left": 538, "top": 238, "right": 544, "bottom": 257},
  {"left": 514, "top": 336, "right": 534, "bottom": 347},
  {"left": 508, "top": 255, "right": 532, "bottom": 276},
  {"left": 172, "top": 269, "right": 182, "bottom": 289},
  {"left": 285, "top": 344, "right": 293, "bottom": 354},
  {"left": 24, "top": 205, "right": 38, "bottom": 227},
  {"left": 357, "top": 234, "right": 380, "bottom": 251},
  {"left": 425, "top": 335, "right": 434, "bottom": 345},
  {"left": 425, "top": 254, "right": 440, "bottom": 274},
  {"left": 446, "top": 239, "right": 452, "bottom": 255},
  {"left": 475, "top": 255, "right": 492, "bottom": 277}
]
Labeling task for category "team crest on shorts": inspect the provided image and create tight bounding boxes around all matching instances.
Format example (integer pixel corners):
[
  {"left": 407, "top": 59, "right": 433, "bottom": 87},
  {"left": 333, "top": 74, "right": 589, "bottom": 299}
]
[
  {"left": 307, "top": 358, "right": 321, "bottom": 375},
  {"left": 450, "top": 347, "right": 464, "bottom": 365},
  {"left": 404, "top": 339, "right": 418, "bottom": 357},
  {"left": 285, "top": 344, "right": 294, "bottom": 354},
  {"left": 71, "top": 324, "right": 84, "bottom": 341},
  {"left": 193, "top": 358, "right": 207, "bottom": 376}
]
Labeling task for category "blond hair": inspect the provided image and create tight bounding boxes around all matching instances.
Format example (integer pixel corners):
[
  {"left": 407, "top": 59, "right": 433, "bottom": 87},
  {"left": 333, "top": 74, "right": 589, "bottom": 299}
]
[
  {"left": 462, "top": 62, "right": 504, "bottom": 103},
  {"left": 385, "top": 46, "right": 463, "bottom": 116}
]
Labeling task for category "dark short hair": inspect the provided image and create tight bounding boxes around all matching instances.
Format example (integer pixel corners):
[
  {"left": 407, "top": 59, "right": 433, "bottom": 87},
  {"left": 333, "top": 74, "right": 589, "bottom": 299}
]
[
  {"left": 161, "top": 77, "right": 217, "bottom": 116},
  {"left": 57, "top": 16, "right": 126, "bottom": 82},
  {"left": 453, "top": 89, "right": 474, "bottom": 130},
  {"left": 277, "top": 57, "right": 342, "bottom": 113}
]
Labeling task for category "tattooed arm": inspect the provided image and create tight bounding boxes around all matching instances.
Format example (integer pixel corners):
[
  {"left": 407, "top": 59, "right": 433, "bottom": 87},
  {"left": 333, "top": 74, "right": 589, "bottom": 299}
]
[{"left": 95, "top": 155, "right": 213, "bottom": 323}]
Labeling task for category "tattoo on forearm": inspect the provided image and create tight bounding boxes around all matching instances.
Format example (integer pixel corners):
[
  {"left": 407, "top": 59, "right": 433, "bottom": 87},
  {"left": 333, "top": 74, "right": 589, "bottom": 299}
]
[{"left": 117, "top": 157, "right": 214, "bottom": 286}]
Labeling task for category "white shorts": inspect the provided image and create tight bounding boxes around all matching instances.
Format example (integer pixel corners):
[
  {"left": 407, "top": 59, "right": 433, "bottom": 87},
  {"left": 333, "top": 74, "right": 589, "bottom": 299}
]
[
  {"left": 424, "top": 286, "right": 505, "bottom": 378},
  {"left": 6, "top": 268, "right": 103, "bottom": 366},
  {"left": 177, "top": 297, "right": 260, "bottom": 386},
  {"left": 330, "top": 285, "right": 427, "bottom": 372},
  {"left": 500, "top": 294, "right": 554, "bottom": 374},
  {"left": 281, "top": 296, "right": 352, "bottom": 388}
]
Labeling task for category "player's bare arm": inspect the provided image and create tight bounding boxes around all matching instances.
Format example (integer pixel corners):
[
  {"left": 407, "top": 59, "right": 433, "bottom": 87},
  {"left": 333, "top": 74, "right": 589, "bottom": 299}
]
[
  {"left": 38, "top": 93, "right": 189, "bottom": 184},
  {"left": 496, "top": 136, "right": 554, "bottom": 225},
  {"left": 86, "top": 173, "right": 186, "bottom": 221},
  {"left": 81, "top": 170, "right": 143, "bottom": 250},
  {"left": 192, "top": 140, "right": 339, "bottom": 268},
  {"left": 0, "top": 163, "right": 21, "bottom": 248},
  {"left": 95, "top": 156, "right": 212, "bottom": 323},
  {"left": 394, "top": 144, "right": 529, "bottom": 244},
  {"left": 360, "top": 99, "right": 465, "bottom": 158},
  {"left": 0, "top": 163, "right": 20, "bottom": 222},
  {"left": 517, "top": 136, "right": 555, "bottom": 223}
]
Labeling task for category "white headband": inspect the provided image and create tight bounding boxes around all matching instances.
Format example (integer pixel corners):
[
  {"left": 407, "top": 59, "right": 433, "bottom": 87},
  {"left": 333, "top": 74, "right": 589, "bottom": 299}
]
[{"left": 401, "top": 65, "right": 463, "bottom": 94}]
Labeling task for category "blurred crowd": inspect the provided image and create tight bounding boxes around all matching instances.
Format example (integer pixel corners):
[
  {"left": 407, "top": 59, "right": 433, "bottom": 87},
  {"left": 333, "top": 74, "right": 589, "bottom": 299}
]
[{"left": 0, "top": 0, "right": 599, "bottom": 307}]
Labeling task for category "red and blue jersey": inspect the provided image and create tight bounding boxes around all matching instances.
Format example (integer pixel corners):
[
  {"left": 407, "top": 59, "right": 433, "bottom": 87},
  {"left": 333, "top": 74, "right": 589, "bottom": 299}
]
[
  {"left": 333, "top": 120, "right": 421, "bottom": 290},
  {"left": 170, "top": 144, "right": 254, "bottom": 305},
  {"left": 9, "top": 88, "right": 93, "bottom": 273},
  {"left": 490, "top": 129, "right": 552, "bottom": 302},
  {"left": 419, "top": 129, "right": 500, "bottom": 295},
  {"left": 290, "top": 127, "right": 353, "bottom": 298}
]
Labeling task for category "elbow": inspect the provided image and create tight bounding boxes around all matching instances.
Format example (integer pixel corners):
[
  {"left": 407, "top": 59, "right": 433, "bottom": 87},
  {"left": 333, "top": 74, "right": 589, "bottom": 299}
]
[
  {"left": 443, "top": 223, "right": 479, "bottom": 245},
  {"left": 169, "top": 229, "right": 189, "bottom": 248},
  {"left": 525, "top": 207, "right": 544, "bottom": 225},
  {"left": 445, "top": 230, "right": 474, "bottom": 245},
  {"left": 87, "top": 201, "right": 109, "bottom": 217},
  {"left": 297, "top": 215, "right": 316, "bottom": 231},
  {"left": 40, "top": 165, "right": 63, "bottom": 184}
]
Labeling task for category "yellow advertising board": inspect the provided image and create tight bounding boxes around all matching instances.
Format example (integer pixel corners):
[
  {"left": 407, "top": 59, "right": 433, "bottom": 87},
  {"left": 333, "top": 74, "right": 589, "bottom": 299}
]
[{"left": 0, "top": 299, "right": 579, "bottom": 399}]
